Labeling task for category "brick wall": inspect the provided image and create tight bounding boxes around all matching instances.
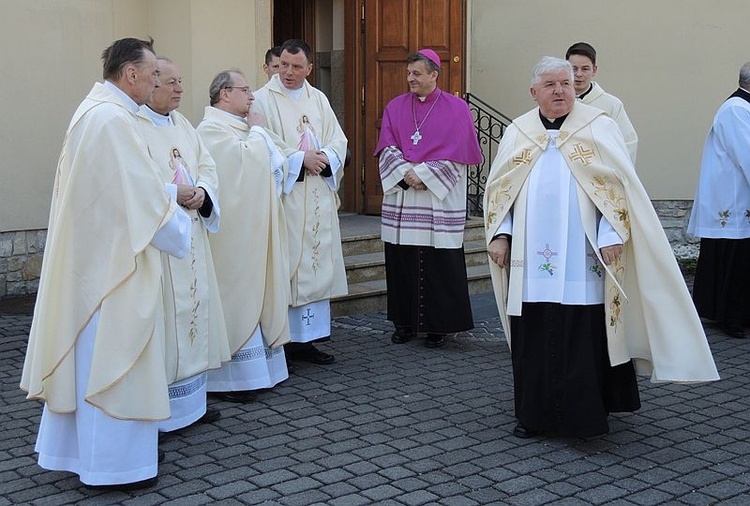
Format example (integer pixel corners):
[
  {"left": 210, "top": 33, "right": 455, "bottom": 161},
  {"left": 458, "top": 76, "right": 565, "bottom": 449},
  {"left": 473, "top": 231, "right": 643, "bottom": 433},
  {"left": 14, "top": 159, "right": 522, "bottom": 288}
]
[{"left": 0, "top": 230, "right": 46, "bottom": 298}]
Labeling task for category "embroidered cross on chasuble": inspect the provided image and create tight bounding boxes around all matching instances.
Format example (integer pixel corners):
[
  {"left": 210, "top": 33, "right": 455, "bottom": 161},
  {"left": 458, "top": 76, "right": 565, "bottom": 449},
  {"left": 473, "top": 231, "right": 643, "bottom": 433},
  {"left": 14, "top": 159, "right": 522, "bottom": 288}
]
[{"left": 569, "top": 143, "right": 595, "bottom": 165}]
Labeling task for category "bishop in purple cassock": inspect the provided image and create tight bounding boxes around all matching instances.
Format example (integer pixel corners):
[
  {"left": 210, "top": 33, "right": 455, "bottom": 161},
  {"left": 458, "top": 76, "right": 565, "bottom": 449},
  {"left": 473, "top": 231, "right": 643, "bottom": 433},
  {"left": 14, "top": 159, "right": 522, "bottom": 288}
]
[{"left": 374, "top": 48, "right": 482, "bottom": 349}]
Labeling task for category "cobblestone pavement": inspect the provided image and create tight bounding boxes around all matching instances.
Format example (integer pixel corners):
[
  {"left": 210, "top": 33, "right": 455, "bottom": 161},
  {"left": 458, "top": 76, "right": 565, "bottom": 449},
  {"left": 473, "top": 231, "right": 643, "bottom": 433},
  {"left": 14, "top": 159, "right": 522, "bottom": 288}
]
[{"left": 2, "top": 292, "right": 750, "bottom": 505}]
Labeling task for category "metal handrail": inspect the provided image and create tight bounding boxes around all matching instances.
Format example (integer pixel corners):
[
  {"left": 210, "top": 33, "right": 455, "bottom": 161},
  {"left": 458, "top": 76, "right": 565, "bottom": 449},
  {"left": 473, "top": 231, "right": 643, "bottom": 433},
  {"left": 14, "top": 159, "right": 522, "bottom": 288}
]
[{"left": 464, "top": 92, "right": 513, "bottom": 216}]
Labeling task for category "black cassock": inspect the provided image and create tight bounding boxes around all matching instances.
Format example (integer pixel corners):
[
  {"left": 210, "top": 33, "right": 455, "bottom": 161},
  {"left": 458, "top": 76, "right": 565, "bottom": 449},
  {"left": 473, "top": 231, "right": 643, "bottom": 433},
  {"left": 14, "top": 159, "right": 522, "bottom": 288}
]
[
  {"left": 511, "top": 302, "right": 641, "bottom": 437},
  {"left": 384, "top": 243, "right": 474, "bottom": 335}
]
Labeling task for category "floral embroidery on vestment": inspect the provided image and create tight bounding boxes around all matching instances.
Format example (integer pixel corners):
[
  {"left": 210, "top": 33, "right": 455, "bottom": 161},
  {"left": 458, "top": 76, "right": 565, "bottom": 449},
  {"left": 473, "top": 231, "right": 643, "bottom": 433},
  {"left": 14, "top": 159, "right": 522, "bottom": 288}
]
[
  {"left": 718, "top": 210, "right": 730, "bottom": 227},
  {"left": 591, "top": 175, "right": 630, "bottom": 231},
  {"left": 486, "top": 178, "right": 514, "bottom": 229},
  {"left": 311, "top": 187, "right": 322, "bottom": 274},
  {"left": 587, "top": 252, "right": 602, "bottom": 278},
  {"left": 537, "top": 243, "right": 558, "bottom": 276}
]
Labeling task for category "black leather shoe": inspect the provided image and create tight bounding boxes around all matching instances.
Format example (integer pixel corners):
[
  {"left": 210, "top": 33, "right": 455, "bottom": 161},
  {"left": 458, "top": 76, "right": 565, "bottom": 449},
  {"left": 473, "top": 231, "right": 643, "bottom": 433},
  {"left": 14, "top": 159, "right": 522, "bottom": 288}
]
[
  {"left": 85, "top": 476, "right": 158, "bottom": 491},
  {"left": 308, "top": 348, "right": 335, "bottom": 364},
  {"left": 209, "top": 390, "right": 258, "bottom": 403},
  {"left": 196, "top": 408, "right": 221, "bottom": 424},
  {"left": 288, "top": 343, "right": 335, "bottom": 364},
  {"left": 425, "top": 334, "right": 446, "bottom": 348},
  {"left": 512, "top": 423, "right": 539, "bottom": 439},
  {"left": 391, "top": 327, "right": 414, "bottom": 344}
]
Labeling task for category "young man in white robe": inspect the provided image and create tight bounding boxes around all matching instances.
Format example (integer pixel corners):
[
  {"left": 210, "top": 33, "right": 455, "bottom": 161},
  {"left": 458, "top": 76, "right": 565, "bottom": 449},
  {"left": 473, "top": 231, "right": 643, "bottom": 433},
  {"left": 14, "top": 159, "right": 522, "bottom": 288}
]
[
  {"left": 197, "top": 70, "right": 291, "bottom": 403},
  {"left": 566, "top": 42, "right": 638, "bottom": 164},
  {"left": 138, "top": 58, "right": 231, "bottom": 429},
  {"left": 485, "top": 57, "right": 718, "bottom": 439},
  {"left": 20, "top": 38, "right": 191, "bottom": 490},
  {"left": 688, "top": 61, "right": 750, "bottom": 338},
  {"left": 253, "top": 39, "right": 348, "bottom": 365}
]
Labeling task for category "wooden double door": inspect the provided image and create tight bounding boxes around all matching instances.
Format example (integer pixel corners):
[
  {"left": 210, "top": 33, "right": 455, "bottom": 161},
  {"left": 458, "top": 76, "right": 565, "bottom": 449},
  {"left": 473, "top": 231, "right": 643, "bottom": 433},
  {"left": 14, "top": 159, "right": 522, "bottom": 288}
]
[
  {"left": 273, "top": 0, "right": 468, "bottom": 214},
  {"left": 355, "top": 0, "right": 468, "bottom": 214}
]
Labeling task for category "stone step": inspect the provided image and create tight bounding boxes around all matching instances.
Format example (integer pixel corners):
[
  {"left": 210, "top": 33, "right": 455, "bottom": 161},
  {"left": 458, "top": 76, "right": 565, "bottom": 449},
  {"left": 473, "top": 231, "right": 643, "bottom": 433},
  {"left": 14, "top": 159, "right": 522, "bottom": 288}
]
[
  {"left": 340, "top": 216, "right": 486, "bottom": 257},
  {"left": 332, "top": 263, "right": 493, "bottom": 317},
  {"left": 334, "top": 214, "right": 492, "bottom": 317},
  {"left": 344, "top": 238, "right": 489, "bottom": 284}
]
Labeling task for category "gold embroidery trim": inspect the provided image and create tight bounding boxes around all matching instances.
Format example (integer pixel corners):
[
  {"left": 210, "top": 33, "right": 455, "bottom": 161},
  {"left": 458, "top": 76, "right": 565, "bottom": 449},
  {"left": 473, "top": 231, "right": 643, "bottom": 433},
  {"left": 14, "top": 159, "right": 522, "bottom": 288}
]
[{"left": 569, "top": 143, "right": 595, "bottom": 166}]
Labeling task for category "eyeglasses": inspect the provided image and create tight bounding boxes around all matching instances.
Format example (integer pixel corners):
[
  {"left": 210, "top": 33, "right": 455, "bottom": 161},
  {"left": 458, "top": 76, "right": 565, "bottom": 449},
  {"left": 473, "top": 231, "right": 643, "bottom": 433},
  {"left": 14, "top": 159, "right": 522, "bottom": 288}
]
[{"left": 225, "top": 86, "right": 251, "bottom": 94}]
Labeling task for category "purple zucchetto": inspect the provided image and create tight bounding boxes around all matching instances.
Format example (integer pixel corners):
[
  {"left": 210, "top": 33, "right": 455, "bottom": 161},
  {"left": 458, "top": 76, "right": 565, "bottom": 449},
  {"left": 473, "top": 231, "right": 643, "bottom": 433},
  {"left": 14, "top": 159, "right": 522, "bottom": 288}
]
[{"left": 417, "top": 48, "right": 441, "bottom": 69}]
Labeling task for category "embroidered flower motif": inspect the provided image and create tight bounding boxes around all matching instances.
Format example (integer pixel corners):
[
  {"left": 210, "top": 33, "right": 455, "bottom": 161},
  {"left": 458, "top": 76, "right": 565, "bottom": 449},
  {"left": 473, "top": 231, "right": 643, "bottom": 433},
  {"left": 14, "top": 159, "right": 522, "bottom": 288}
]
[
  {"left": 718, "top": 210, "right": 731, "bottom": 227},
  {"left": 311, "top": 188, "right": 322, "bottom": 274},
  {"left": 609, "top": 293, "right": 622, "bottom": 327},
  {"left": 537, "top": 243, "right": 558, "bottom": 276},
  {"left": 586, "top": 252, "right": 602, "bottom": 277},
  {"left": 486, "top": 179, "right": 514, "bottom": 228},
  {"left": 591, "top": 175, "right": 631, "bottom": 231},
  {"left": 188, "top": 235, "right": 199, "bottom": 343}
]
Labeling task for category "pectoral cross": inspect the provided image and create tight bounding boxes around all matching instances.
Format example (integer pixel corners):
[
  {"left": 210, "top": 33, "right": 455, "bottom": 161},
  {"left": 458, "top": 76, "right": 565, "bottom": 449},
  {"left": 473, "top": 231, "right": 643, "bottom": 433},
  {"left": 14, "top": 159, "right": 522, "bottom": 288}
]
[{"left": 410, "top": 130, "right": 422, "bottom": 145}]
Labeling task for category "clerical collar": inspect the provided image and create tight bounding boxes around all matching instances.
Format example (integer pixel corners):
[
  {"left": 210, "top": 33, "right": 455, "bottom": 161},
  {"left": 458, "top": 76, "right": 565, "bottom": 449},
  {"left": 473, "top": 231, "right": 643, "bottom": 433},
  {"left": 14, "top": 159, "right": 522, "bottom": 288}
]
[
  {"left": 539, "top": 111, "right": 568, "bottom": 129},
  {"left": 142, "top": 105, "right": 174, "bottom": 127},
  {"left": 729, "top": 87, "right": 750, "bottom": 105},
  {"left": 284, "top": 84, "right": 305, "bottom": 100},
  {"left": 577, "top": 83, "right": 594, "bottom": 100},
  {"left": 103, "top": 80, "right": 140, "bottom": 113},
  {"left": 414, "top": 88, "right": 440, "bottom": 104}
]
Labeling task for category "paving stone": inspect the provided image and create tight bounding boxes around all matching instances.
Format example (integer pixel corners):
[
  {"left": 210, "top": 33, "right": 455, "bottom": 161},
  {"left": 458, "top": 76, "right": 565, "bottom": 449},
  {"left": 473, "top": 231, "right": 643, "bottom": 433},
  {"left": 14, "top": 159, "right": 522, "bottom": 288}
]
[
  {"left": 326, "top": 493, "right": 371, "bottom": 506},
  {"left": 3, "top": 289, "right": 750, "bottom": 505},
  {"left": 393, "top": 490, "right": 438, "bottom": 505}
]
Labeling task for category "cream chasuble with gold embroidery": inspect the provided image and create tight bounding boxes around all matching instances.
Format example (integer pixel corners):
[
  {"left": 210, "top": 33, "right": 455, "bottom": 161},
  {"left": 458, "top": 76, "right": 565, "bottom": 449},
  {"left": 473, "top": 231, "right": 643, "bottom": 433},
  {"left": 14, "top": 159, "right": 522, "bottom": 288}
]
[
  {"left": 138, "top": 108, "right": 230, "bottom": 383},
  {"left": 21, "top": 82, "right": 185, "bottom": 420},
  {"left": 197, "top": 106, "right": 291, "bottom": 351},
  {"left": 253, "top": 75, "right": 348, "bottom": 308},
  {"left": 484, "top": 102, "right": 718, "bottom": 383}
]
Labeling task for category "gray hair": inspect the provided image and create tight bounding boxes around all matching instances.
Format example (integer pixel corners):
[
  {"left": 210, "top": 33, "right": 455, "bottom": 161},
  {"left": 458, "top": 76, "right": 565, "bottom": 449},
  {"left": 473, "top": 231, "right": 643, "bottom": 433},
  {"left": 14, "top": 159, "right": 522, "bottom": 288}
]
[
  {"left": 530, "top": 56, "right": 574, "bottom": 86},
  {"left": 209, "top": 70, "right": 243, "bottom": 106},
  {"left": 739, "top": 62, "right": 750, "bottom": 90}
]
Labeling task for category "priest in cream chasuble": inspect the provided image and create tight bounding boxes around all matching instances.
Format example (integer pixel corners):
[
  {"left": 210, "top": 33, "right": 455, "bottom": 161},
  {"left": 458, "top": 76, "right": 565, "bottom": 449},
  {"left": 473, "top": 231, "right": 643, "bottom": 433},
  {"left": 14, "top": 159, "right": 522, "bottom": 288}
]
[
  {"left": 138, "top": 58, "right": 231, "bottom": 430},
  {"left": 253, "top": 39, "right": 347, "bottom": 364},
  {"left": 20, "top": 39, "right": 192, "bottom": 488},
  {"left": 198, "top": 70, "right": 291, "bottom": 399},
  {"left": 484, "top": 57, "right": 718, "bottom": 438}
]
